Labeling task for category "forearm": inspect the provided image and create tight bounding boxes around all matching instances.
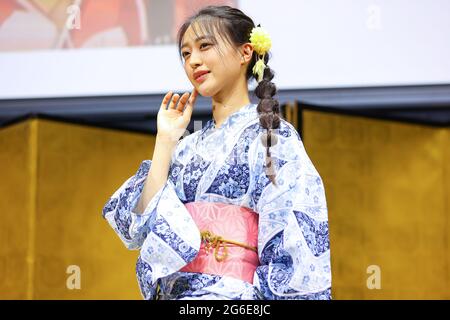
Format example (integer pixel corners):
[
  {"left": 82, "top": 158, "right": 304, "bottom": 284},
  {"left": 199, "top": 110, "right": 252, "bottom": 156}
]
[{"left": 134, "top": 134, "right": 178, "bottom": 214}]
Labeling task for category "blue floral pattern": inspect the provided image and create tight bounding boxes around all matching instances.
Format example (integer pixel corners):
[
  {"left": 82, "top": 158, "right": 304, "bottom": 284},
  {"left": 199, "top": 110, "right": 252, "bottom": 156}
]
[
  {"left": 205, "top": 124, "right": 260, "bottom": 199},
  {"left": 250, "top": 156, "right": 288, "bottom": 208},
  {"left": 294, "top": 210, "right": 330, "bottom": 257},
  {"left": 168, "top": 160, "right": 184, "bottom": 186},
  {"left": 151, "top": 215, "right": 198, "bottom": 262},
  {"left": 182, "top": 154, "right": 211, "bottom": 202},
  {"left": 102, "top": 103, "right": 332, "bottom": 299},
  {"left": 136, "top": 256, "right": 156, "bottom": 300}
]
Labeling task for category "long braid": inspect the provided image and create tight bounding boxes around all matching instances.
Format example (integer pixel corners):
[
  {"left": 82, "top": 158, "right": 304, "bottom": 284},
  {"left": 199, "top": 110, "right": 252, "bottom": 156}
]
[{"left": 254, "top": 56, "right": 281, "bottom": 186}]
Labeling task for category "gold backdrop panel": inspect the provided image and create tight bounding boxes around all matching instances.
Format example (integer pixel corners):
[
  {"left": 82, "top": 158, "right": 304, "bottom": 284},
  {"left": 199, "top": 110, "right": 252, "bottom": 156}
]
[
  {"left": 0, "top": 118, "right": 157, "bottom": 299},
  {"left": 0, "top": 121, "right": 34, "bottom": 299},
  {"left": 303, "top": 110, "right": 450, "bottom": 299}
]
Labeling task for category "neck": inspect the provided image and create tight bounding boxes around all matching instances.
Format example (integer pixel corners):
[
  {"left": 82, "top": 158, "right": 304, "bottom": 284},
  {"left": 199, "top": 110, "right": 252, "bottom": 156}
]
[{"left": 211, "top": 76, "right": 251, "bottom": 129}]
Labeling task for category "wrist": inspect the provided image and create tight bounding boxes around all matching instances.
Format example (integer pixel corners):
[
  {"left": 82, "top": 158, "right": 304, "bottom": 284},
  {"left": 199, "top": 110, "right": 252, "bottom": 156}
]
[{"left": 156, "top": 134, "right": 179, "bottom": 147}]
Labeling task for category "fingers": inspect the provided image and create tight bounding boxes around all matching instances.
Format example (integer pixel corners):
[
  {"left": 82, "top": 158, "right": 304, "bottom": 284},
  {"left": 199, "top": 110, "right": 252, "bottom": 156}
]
[
  {"left": 161, "top": 88, "right": 198, "bottom": 114},
  {"left": 168, "top": 93, "right": 180, "bottom": 109},
  {"left": 160, "top": 91, "right": 173, "bottom": 111},
  {"left": 182, "top": 88, "right": 198, "bottom": 119},
  {"left": 188, "top": 88, "right": 199, "bottom": 106},
  {"left": 176, "top": 92, "right": 191, "bottom": 112}
]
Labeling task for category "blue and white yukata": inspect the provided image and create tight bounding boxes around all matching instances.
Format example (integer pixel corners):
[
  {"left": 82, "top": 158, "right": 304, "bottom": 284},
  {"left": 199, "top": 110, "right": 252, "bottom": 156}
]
[{"left": 102, "top": 102, "right": 332, "bottom": 300}]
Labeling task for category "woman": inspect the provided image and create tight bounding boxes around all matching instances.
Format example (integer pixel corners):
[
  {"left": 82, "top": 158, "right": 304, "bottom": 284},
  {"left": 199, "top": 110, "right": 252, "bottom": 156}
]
[{"left": 102, "top": 5, "right": 332, "bottom": 300}]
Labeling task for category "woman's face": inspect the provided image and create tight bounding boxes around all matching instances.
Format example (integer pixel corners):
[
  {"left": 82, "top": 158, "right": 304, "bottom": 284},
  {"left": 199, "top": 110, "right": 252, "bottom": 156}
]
[{"left": 181, "top": 24, "right": 244, "bottom": 97}]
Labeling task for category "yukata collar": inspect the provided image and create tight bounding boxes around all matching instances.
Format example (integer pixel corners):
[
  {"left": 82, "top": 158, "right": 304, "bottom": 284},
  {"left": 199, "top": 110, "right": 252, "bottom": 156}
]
[{"left": 203, "top": 102, "right": 257, "bottom": 133}]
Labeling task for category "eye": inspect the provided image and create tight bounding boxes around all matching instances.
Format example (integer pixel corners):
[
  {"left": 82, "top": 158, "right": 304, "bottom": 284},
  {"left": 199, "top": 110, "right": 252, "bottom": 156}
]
[{"left": 182, "top": 43, "right": 211, "bottom": 59}]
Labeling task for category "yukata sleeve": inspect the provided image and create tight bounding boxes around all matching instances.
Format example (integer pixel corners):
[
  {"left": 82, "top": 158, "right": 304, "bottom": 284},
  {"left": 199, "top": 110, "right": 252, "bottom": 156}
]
[
  {"left": 251, "top": 123, "right": 332, "bottom": 300},
  {"left": 102, "top": 159, "right": 157, "bottom": 250},
  {"left": 102, "top": 156, "right": 201, "bottom": 287}
]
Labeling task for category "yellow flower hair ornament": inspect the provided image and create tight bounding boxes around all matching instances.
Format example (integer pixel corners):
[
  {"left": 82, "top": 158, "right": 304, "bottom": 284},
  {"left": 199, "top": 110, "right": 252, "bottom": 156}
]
[{"left": 249, "top": 25, "right": 272, "bottom": 82}]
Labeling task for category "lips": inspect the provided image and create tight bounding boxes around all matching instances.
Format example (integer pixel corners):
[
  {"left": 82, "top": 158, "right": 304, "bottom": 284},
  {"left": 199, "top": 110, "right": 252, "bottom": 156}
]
[{"left": 194, "top": 70, "right": 210, "bottom": 80}]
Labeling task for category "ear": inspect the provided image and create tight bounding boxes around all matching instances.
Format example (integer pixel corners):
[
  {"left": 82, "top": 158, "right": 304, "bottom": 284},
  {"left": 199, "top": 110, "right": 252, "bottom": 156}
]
[{"left": 239, "top": 43, "right": 254, "bottom": 65}]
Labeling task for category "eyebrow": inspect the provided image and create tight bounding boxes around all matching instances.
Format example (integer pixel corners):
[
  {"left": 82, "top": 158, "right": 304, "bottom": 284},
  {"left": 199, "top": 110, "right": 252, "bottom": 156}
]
[{"left": 181, "top": 35, "right": 214, "bottom": 49}]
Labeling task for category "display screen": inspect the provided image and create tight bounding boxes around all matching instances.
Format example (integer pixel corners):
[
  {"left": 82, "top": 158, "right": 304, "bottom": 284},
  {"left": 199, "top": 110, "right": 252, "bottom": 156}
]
[{"left": 0, "top": 0, "right": 449, "bottom": 99}]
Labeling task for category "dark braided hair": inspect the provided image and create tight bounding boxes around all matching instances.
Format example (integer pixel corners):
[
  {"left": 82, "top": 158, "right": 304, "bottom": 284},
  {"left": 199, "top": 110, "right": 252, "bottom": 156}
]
[{"left": 177, "top": 5, "right": 282, "bottom": 186}]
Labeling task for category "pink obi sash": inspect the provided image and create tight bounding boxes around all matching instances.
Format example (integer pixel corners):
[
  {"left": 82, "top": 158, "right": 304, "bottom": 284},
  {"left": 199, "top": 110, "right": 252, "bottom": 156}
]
[{"left": 180, "top": 202, "right": 259, "bottom": 284}]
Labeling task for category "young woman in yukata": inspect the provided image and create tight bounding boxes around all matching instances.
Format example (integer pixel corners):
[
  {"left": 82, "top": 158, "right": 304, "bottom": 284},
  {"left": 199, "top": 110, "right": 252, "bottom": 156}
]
[{"left": 102, "top": 5, "right": 332, "bottom": 300}]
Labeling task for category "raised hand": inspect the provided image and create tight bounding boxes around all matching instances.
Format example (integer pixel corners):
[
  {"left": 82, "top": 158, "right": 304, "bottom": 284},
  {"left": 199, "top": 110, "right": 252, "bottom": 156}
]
[{"left": 156, "top": 88, "right": 199, "bottom": 144}]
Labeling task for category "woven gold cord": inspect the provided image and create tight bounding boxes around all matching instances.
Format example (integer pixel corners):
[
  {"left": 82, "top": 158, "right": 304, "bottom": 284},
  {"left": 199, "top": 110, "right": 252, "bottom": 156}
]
[
  {"left": 200, "top": 230, "right": 257, "bottom": 262},
  {"left": 154, "top": 231, "right": 256, "bottom": 298}
]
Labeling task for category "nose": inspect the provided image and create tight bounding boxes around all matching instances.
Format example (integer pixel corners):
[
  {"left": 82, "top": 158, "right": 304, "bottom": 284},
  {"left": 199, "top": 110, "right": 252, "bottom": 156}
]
[{"left": 189, "top": 49, "right": 202, "bottom": 69}]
